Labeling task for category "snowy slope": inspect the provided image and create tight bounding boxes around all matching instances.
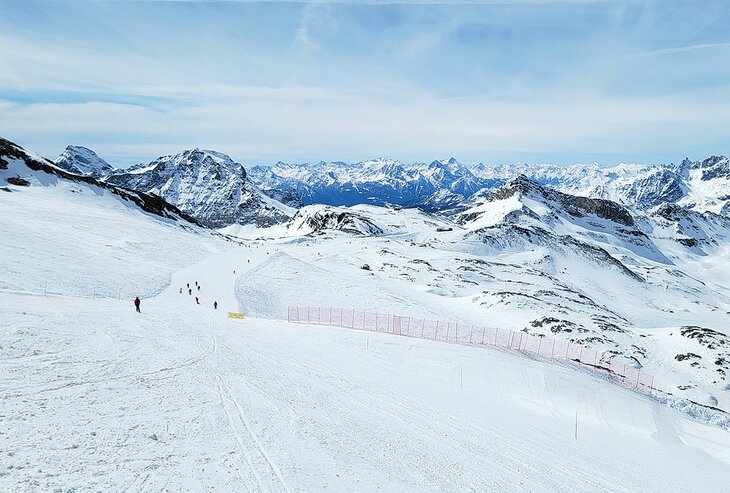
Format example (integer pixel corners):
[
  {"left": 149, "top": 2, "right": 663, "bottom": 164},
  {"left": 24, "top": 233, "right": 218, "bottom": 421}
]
[
  {"left": 219, "top": 178, "right": 730, "bottom": 414},
  {"left": 0, "top": 137, "right": 232, "bottom": 298},
  {"left": 2, "top": 291, "right": 729, "bottom": 492},
  {"left": 106, "top": 148, "right": 293, "bottom": 228}
]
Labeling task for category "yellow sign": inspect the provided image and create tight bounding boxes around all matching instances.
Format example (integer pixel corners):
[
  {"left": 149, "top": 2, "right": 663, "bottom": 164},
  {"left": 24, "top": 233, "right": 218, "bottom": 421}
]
[{"left": 228, "top": 312, "right": 245, "bottom": 320}]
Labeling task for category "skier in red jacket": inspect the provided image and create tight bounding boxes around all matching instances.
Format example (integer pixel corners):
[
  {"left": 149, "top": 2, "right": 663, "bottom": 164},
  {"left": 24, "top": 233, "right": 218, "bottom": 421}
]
[{"left": 134, "top": 297, "right": 141, "bottom": 313}]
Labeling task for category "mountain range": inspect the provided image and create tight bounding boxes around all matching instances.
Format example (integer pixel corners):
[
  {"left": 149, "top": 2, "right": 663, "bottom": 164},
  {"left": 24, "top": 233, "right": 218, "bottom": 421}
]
[{"left": 47, "top": 144, "right": 730, "bottom": 228}]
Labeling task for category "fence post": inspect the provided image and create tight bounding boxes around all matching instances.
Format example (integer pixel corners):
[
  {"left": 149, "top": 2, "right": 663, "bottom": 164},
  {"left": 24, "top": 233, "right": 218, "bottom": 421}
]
[
  {"left": 469, "top": 325, "right": 474, "bottom": 344},
  {"left": 446, "top": 322, "right": 450, "bottom": 341},
  {"left": 455, "top": 323, "right": 458, "bottom": 342},
  {"left": 538, "top": 337, "right": 542, "bottom": 355},
  {"left": 493, "top": 328, "right": 497, "bottom": 346},
  {"left": 407, "top": 316, "right": 411, "bottom": 336},
  {"left": 482, "top": 327, "right": 486, "bottom": 345},
  {"left": 508, "top": 331, "right": 514, "bottom": 349},
  {"left": 579, "top": 345, "right": 584, "bottom": 362},
  {"left": 636, "top": 368, "right": 641, "bottom": 389},
  {"left": 421, "top": 320, "right": 425, "bottom": 338},
  {"left": 387, "top": 314, "right": 391, "bottom": 333},
  {"left": 296, "top": 306, "right": 300, "bottom": 324}
]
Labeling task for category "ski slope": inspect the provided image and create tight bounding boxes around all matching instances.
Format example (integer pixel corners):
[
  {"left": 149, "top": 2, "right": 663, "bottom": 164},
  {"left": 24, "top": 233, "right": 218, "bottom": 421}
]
[
  {"left": 2, "top": 291, "right": 729, "bottom": 492},
  {"left": 2, "top": 167, "right": 730, "bottom": 491}
]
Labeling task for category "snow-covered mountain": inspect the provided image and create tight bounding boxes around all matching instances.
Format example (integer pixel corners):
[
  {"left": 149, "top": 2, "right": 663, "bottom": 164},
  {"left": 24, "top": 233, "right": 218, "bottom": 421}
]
[
  {"left": 472, "top": 157, "right": 730, "bottom": 216},
  {"left": 106, "top": 148, "right": 293, "bottom": 228},
  {"left": 1, "top": 137, "right": 195, "bottom": 224},
  {"left": 250, "top": 155, "right": 730, "bottom": 218},
  {"left": 53, "top": 145, "right": 116, "bottom": 179},
  {"left": 248, "top": 157, "right": 500, "bottom": 209}
]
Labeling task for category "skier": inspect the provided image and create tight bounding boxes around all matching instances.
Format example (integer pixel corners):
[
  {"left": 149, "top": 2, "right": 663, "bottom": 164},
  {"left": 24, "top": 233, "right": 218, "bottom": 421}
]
[
  {"left": 214, "top": 301, "right": 218, "bottom": 310},
  {"left": 134, "top": 296, "right": 141, "bottom": 313},
  {"left": 195, "top": 296, "right": 200, "bottom": 305},
  {"left": 187, "top": 283, "right": 189, "bottom": 289},
  {"left": 197, "top": 285, "right": 200, "bottom": 291},
  {"left": 179, "top": 288, "right": 182, "bottom": 294},
  {"left": 188, "top": 288, "right": 192, "bottom": 295}
]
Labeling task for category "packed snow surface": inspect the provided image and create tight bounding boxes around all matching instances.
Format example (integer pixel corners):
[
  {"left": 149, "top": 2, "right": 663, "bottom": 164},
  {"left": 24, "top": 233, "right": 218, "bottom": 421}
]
[{"left": 3, "top": 291, "right": 729, "bottom": 492}]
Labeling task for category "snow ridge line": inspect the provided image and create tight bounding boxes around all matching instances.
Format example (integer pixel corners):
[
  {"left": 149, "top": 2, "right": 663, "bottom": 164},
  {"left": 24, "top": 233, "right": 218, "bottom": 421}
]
[{"left": 286, "top": 306, "right": 656, "bottom": 394}]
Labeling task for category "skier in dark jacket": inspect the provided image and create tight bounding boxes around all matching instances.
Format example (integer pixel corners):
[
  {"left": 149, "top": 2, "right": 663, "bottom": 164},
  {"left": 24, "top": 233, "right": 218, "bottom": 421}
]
[
  {"left": 134, "top": 297, "right": 141, "bottom": 313},
  {"left": 214, "top": 301, "right": 218, "bottom": 310}
]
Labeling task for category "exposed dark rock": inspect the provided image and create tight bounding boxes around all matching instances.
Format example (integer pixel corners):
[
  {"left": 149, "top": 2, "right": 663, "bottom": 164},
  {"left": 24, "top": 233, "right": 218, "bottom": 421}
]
[
  {"left": 6, "top": 176, "right": 30, "bottom": 186},
  {"left": 675, "top": 353, "right": 701, "bottom": 361}
]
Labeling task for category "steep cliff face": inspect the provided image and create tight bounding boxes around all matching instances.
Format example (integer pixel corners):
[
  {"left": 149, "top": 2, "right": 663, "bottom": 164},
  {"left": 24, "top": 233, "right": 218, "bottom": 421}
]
[{"left": 106, "top": 149, "right": 293, "bottom": 228}]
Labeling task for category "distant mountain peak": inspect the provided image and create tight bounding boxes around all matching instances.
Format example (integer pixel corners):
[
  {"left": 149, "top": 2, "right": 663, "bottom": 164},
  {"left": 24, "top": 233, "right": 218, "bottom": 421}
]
[
  {"left": 106, "top": 148, "right": 290, "bottom": 228},
  {"left": 54, "top": 145, "right": 115, "bottom": 178}
]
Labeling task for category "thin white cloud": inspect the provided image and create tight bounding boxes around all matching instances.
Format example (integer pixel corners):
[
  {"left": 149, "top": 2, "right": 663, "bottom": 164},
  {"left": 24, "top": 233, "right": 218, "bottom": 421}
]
[
  {"left": 293, "top": 2, "right": 338, "bottom": 51},
  {"left": 628, "top": 42, "right": 730, "bottom": 58},
  {"left": 3, "top": 90, "right": 730, "bottom": 165}
]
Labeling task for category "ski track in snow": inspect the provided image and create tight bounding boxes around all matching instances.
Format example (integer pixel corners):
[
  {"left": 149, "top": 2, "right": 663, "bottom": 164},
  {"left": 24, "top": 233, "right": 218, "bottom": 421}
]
[{"left": 2, "top": 284, "right": 730, "bottom": 492}]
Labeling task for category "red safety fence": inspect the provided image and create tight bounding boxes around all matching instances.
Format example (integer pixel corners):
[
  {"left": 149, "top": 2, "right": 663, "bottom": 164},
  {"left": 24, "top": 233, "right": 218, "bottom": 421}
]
[{"left": 288, "top": 306, "right": 655, "bottom": 394}]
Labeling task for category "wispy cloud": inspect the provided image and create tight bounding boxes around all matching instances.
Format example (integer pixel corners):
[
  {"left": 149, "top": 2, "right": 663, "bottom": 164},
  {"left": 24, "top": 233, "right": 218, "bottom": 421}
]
[
  {"left": 294, "top": 2, "right": 338, "bottom": 51},
  {"left": 1, "top": 0, "right": 729, "bottom": 166},
  {"left": 628, "top": 42, "right": 730, "bottom": 58}
]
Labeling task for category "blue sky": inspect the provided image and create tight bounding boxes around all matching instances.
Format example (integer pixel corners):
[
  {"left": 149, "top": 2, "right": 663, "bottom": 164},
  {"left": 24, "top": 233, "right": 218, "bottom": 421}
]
[{"left": 1, "top": 0, "right": 729, "bottom": 167}]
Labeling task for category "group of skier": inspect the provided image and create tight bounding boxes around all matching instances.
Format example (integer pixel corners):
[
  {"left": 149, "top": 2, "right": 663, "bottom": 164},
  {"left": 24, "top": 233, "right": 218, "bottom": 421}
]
[{"left": 134, "top": 279, "right": 218, "bottom": 313}]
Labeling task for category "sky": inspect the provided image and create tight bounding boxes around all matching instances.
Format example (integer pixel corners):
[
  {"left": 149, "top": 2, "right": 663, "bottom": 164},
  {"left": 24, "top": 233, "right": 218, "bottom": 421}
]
[{"left": 1, "top": 0, "right": 729, "bottom": 168}]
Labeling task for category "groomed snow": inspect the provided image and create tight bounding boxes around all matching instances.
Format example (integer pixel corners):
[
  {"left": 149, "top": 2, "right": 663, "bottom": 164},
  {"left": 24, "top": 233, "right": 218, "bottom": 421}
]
[{"left": 2, "top": 291, "right": 729, "bottom": 492}]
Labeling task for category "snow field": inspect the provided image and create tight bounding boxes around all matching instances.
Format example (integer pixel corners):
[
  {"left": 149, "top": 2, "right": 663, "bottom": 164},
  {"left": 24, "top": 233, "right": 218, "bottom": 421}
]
[{"left": 2, "top": 292, "right": 729, "bottom": 492}]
